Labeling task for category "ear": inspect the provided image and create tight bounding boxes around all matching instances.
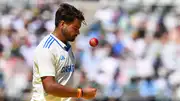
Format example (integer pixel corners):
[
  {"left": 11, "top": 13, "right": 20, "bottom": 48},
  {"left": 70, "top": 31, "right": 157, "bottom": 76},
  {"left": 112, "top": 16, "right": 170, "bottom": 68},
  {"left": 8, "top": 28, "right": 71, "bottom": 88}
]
[
  {"left": 59, "top": 20, "right": 65, "bottom": 28},
  {"left": 59, "top": 21, "right": 69, "bottom": 29}
]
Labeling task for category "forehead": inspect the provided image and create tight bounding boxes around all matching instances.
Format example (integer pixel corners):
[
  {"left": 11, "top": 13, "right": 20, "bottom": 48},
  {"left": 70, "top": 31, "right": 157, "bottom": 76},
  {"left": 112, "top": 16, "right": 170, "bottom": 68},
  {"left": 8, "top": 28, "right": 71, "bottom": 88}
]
[{"left": 70, "top": 19, "right": 81, "bottom": 28}]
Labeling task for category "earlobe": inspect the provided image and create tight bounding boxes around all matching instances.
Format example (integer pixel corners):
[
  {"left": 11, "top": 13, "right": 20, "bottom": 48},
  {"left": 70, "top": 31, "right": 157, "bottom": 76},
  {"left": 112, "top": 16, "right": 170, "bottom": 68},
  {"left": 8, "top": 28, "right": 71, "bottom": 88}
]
[
  {"left": 60, "top": 21, "right": 65, "bottom": 27},
  {"left": 60, "top": 21, "right": 68, "bottom": 28}
]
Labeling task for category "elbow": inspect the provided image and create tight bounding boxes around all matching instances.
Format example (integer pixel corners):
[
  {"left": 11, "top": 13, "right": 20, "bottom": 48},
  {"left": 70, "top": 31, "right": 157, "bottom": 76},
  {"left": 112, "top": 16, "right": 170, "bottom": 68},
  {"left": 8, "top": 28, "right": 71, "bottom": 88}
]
[
  {"left": 41, "top": 76, "right": 56, "bottom": 95},
  {"left": 42, "top": 81, "right": 55, "bottom": 94},
  {"left": 44, "top": 83, "right": 55, "bottom": 95},
  {"left": 43, "top": 83, "right": 54, "bottom": 94}
]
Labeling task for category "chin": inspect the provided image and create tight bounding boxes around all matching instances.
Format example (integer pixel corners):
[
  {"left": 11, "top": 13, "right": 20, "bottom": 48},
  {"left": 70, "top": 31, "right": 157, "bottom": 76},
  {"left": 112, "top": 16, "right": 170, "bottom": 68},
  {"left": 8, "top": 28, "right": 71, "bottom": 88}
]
[{"left": 69, "top": 38, "right": 76, "bottom": 42}]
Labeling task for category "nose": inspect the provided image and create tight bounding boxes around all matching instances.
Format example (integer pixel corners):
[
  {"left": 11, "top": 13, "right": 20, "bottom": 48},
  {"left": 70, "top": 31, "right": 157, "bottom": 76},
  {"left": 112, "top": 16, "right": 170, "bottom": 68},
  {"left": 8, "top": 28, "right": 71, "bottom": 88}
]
[{"left": 77, "top": 30, "right": 80, "bottom": 35}]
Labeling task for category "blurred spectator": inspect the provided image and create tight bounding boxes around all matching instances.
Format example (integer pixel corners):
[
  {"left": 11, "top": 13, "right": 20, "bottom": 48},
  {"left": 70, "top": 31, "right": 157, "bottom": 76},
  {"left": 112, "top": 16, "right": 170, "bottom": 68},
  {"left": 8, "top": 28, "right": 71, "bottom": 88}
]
[
  {"left": 139, "top": 77, "right": 157, "bottom": 101},
  {"left": 104, "top": 67, "right": 123, "bottom": 101},
  {"left": 19, "top": 36, "right": 36, "bottom": 68},
  {"left": 4, "top": 55, "right": 31, "bottom": 101},
  {"left": 0, "top": 43, "right": 5, "bottom": 101}
]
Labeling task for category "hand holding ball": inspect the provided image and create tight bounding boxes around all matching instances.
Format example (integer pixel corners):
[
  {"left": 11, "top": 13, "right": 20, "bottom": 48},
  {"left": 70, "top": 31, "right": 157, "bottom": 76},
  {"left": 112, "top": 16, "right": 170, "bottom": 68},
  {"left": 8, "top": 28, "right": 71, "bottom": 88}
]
[{"left": 89, "top": 38, "right": 98, "bottom": 47}]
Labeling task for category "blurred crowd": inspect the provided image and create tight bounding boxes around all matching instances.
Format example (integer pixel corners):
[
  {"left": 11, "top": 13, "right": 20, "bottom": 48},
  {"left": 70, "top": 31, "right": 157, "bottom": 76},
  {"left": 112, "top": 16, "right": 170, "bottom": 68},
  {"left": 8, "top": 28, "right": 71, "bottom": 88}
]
[
  {"left": 74, "top": 3, "right": 180, "bottom": 101},
  {"left": 0, "top": 1, "right": 180, "bottom": 101}
]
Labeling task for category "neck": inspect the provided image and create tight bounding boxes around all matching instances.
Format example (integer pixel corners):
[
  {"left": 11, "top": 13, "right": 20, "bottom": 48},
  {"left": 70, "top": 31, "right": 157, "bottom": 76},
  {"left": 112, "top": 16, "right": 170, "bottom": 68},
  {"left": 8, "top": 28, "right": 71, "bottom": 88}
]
[{"left": 52, "top": 28, "right": 67, "bottom": 44}]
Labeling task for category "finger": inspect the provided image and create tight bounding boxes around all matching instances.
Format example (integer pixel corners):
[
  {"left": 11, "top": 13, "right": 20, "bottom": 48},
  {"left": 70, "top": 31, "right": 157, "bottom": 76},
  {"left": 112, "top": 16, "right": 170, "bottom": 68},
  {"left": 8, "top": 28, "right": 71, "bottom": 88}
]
[
  {"left": 91, "top": 88, "right": 96, "bottom": 91},
  {"left": 93, "top": 88, "right": 97, "bottom": 92}
]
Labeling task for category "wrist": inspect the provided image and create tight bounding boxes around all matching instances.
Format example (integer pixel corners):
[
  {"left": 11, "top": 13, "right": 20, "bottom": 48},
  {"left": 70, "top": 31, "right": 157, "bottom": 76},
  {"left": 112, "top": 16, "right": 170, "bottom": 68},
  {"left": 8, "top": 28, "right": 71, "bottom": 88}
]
[{"left": 77, "top": 88, "right": 83, "bottom": 98}]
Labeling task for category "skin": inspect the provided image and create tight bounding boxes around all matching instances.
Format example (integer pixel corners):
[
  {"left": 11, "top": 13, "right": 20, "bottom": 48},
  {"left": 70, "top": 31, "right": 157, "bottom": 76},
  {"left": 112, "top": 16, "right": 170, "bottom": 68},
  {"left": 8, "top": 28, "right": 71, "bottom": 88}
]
[
  {"left": 41, "top": 18, "right": 97, "bottom": 99},
  {"left": 53, "top": 18, "right": 81, "bottom": 44}
]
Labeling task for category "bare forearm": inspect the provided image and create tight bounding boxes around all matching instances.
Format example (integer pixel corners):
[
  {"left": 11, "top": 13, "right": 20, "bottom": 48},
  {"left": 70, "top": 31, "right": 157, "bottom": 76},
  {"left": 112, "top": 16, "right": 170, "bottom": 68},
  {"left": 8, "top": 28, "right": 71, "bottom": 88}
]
[
  {"left": 46, "top": 82, "right": 78, "bottom": 97},
  {"left": 41, "top": 76, "right": 96, "bottom": 99}
]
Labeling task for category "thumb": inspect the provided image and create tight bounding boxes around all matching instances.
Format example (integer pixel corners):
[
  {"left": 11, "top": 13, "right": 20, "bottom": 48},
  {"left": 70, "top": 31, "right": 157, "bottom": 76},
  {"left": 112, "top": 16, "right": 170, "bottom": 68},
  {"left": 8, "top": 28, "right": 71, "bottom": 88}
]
[{"left": 93, "top": 88, "right": 97, "bottom": 92}]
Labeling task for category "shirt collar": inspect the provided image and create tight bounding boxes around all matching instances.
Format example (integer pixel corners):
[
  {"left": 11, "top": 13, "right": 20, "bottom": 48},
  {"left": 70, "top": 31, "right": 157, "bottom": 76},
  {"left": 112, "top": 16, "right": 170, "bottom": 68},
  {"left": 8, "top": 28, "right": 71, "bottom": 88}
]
[{"left": 50, "top": 33, "right": 71, "bottom": 51}]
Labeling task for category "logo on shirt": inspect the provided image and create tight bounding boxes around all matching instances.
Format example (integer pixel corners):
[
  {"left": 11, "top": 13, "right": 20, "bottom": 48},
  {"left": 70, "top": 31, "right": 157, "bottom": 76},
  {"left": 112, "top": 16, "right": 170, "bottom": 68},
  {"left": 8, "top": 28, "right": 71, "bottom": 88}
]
[
  {"left": 60, "top": 55, "right": 65, "bottom": 60},
  {"left": 61, "top": 64, "right": 75, "bottom": 73}
]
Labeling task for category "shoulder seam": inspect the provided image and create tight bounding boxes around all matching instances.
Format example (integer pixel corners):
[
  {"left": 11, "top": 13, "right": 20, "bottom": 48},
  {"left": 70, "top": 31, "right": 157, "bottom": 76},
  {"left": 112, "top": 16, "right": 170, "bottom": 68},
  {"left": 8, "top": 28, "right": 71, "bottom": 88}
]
[{"left": 43, "top": 36, "right": 55, "bottom": 49}]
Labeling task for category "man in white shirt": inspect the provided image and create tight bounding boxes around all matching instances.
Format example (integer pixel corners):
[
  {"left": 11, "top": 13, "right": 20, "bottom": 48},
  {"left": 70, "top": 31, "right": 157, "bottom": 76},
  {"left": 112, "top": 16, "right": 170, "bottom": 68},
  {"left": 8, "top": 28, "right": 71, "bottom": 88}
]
[{"left": 31, "top": 3, "right": 97, "bottom": 101}]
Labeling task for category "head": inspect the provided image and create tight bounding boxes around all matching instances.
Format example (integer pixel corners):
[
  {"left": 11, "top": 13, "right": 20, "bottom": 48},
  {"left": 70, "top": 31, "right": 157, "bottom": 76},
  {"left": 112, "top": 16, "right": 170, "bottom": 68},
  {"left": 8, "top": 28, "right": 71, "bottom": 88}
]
[
  {"left": 55, "top": 3, "right": 85, "bottom": 42},
  {"left": 154, "top": 27, "right": 169, "bottom": 43}
]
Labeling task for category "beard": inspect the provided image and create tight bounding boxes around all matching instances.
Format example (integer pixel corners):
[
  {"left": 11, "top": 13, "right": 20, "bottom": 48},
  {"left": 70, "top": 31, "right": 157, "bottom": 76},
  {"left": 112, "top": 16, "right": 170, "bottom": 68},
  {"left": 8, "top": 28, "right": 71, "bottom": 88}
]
[
  {"left": 61, "top": 26, "right": 68, "bottom": 36},
  {"left": 61, "top": 27, "right": 76, "bottom": 42}
]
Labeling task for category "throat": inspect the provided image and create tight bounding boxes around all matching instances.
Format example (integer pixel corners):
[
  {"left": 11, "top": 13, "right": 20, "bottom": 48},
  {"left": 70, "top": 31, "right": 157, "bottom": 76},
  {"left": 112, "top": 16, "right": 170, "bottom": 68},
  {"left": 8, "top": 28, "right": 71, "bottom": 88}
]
[{"left": 52, "top": 32, "right": 68, "bottom": 45}]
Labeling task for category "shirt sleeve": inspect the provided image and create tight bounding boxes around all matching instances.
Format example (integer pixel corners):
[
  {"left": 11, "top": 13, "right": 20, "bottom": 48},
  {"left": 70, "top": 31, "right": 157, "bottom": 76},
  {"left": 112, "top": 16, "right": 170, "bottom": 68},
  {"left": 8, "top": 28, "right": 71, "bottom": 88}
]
[{"left": 36, "top": 49, "right": 55, "bottom": 77}]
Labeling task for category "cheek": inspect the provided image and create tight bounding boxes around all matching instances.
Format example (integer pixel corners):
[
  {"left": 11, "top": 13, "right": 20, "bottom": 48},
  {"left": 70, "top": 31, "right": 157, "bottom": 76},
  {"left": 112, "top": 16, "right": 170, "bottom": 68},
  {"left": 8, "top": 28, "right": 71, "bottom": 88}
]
[
  {"left": 68, "top": 28, "right": 73, "bottom": 33},
  {"left": 69, "top": 29, "right": 76, "bottom": 35},
  {"left": 64, "top": 27, "right": 71, "bottom": 35}
]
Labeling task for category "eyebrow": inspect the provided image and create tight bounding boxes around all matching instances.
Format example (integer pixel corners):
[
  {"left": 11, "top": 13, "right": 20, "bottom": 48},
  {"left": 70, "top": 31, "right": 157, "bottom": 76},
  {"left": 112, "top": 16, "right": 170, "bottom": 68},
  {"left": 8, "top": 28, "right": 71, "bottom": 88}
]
[{"left": 73, "top": 26, "right": 80, "bottom": 29}]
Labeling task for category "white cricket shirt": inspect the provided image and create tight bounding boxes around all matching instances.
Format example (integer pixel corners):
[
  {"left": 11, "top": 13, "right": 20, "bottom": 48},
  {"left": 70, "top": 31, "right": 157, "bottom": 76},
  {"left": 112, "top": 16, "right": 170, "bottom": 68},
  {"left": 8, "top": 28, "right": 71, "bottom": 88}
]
[{"left": 31, "top": 34, "right": 76, "bottom": 101}]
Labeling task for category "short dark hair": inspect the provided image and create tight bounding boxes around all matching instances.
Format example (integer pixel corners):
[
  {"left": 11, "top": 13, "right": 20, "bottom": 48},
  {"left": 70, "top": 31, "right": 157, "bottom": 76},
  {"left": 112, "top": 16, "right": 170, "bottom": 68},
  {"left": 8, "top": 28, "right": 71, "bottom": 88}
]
[{"left": 55, "top": 3, "right": 85, "bottom": 27}]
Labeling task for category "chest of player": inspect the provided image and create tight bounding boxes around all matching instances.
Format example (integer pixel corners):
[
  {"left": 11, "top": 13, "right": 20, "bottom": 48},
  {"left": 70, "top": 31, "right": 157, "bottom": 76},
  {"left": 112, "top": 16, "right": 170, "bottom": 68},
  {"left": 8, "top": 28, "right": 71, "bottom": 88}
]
[{"left": 53, "top": 49, "right": 76, "bottom": 74}]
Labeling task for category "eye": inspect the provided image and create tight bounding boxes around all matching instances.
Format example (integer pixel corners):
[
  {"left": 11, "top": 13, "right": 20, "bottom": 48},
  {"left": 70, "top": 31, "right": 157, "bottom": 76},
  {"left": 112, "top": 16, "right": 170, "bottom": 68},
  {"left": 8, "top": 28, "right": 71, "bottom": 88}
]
[
  {"left": 73, "top": 27, "right": 77, "bottom": 30},
  {"left": 73, "top": 27, "right": 79, "bottom": 31}
]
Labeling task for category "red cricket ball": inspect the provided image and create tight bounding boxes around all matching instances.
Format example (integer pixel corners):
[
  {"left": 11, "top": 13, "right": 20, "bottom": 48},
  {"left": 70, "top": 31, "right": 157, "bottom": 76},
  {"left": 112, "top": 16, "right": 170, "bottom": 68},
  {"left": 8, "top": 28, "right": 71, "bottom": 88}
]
[{"left": 89, "top": 38, "right": 98, "bottom": 47}]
